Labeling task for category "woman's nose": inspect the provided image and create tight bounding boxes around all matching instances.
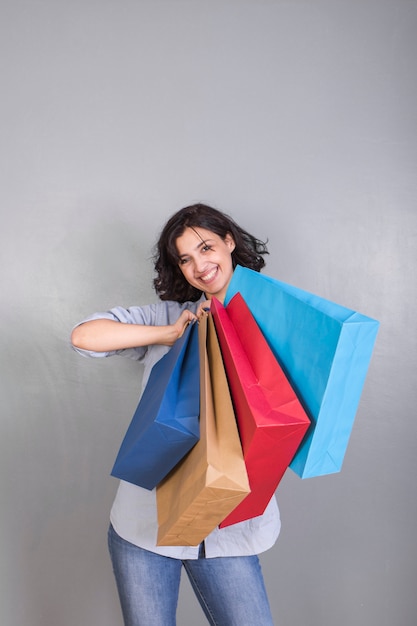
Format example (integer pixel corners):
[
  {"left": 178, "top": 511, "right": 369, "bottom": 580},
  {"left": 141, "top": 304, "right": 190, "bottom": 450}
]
[{"left": 193, "top": 257, "right": 206, "bottom": 272}]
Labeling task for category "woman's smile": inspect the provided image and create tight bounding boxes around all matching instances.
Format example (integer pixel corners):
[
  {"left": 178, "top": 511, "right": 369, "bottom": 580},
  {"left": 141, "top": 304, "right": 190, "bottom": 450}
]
[{"left": 198, "top": 266, "right": 218, "bottom": 283}]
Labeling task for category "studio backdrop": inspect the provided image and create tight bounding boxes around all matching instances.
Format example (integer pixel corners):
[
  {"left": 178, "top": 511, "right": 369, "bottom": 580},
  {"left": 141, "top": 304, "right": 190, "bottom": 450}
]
[{"left": 1, "top": 1, "right": 416, "bottom": 625}]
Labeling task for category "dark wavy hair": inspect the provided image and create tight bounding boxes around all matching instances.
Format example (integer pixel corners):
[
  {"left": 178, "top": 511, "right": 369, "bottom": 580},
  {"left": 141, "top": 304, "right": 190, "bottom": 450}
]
[{"left": 153, "top": 203, "right": 269, "bottom": 302}]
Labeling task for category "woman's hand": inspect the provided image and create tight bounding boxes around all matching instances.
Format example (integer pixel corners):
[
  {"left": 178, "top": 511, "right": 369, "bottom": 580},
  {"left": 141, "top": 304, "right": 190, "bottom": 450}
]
[
  {"left": 71, "top": 305, "right": 211, "bottom": 352},
  {"left": 168, "top": 301, "right": 211, "bottom": 345},
  {"left": 71, "top": 313, "right": 198, "bottom": 352},
  {"left": 169, "top": 309, "right": 198, "bottom": 344},
  {"left": 196, "top": 300, "right": 211, "bottom": 318}
]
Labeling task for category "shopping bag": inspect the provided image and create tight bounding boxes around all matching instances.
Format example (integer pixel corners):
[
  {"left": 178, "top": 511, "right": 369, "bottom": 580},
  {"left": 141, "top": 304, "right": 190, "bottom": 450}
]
[
  {"left": 156, "top": 314, "right": 250, "bottom": 546},
  {"left": 111, "top": 321, "right": 200, "bottom": 490},
  {"left": 211, "top": 294, "right": 310, "bottom": 527},
  {"left": 225, "top": 266, "right": 380, "bottom": 479}
]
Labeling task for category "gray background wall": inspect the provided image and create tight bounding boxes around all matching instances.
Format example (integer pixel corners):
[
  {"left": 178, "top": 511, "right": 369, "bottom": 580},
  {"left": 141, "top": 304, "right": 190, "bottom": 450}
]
[{"left": 1, "top": 1, "right": 416, "bottom": 625}]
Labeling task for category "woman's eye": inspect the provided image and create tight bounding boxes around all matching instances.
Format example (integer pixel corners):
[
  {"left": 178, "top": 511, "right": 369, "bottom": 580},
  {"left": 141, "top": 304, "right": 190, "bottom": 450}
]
[
  {"left": 179, "top": 258, "right": 189, "bottom": 265},
  {"left": 202, "top": 244, "right": 213, "bottom": 252}
]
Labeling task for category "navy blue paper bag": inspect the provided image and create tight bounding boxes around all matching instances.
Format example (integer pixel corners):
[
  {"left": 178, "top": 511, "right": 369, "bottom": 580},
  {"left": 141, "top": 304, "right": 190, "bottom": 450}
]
[{"left": 111, "top": 321, "right": 200, "bottom": 489}]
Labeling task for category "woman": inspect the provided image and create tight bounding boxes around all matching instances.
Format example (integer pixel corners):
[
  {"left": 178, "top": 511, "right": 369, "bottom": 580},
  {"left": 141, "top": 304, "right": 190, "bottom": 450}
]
[{"left": 71, "top": 203, "right": 280, "bottom": 626}]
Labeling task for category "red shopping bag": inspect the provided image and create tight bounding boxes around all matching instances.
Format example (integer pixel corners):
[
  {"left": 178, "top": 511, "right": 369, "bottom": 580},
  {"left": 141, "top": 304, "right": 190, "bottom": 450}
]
[{"left": 211, "top": 293, "right": 310, "bottom": 527}]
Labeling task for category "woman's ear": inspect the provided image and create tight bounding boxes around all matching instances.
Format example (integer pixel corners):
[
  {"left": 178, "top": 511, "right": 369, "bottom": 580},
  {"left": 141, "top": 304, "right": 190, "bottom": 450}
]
[{"left": 224, "top": 232, "right": 236, "bottom": 252}]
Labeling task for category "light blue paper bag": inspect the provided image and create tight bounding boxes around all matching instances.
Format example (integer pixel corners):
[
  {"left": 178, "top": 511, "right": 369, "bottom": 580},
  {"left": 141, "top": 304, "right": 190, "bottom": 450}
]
[
  {"left": 111, "top": 321, "right": 200, "bottom": 489},
  {"left": 225, "top": 266, "right": 379, "bottom": 478}
]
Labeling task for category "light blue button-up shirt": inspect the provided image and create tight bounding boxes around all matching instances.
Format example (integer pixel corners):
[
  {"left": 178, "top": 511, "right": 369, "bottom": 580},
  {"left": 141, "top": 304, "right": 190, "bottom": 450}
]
[{"left": 72, "top": 300, "right": 281, "bottom": 559}]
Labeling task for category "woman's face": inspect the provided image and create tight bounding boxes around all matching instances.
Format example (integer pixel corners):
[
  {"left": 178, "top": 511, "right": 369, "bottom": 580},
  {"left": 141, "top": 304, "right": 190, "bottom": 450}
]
[{"left": 175, "top": 226, "right": 236, "bottom": 302}]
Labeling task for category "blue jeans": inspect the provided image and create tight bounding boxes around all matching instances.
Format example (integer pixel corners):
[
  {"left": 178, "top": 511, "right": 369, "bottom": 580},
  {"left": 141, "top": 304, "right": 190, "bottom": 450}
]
[{"left": 108, "top": 525, "right": 274, "bottom": 626}]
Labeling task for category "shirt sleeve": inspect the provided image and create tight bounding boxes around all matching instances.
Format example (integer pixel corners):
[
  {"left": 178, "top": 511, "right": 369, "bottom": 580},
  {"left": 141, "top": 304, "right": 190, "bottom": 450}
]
[{"left": 71, "top": 303, "right": 159, "bottom": 361}]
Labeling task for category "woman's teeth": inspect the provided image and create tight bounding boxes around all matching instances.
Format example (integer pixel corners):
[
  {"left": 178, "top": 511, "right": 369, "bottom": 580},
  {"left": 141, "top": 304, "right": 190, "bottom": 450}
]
[{"left": 200, "top": 268, "right": 217, "bottom": 282}]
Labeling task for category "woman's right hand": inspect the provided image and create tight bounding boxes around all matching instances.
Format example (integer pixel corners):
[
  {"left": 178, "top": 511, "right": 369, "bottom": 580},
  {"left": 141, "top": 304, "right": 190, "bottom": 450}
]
[
  {"left": 71, "top": 314, "right": 197, "bottom": 352},
  {"left": 71, "top": 308, "right": 202, "bottom": 352},
  {"left": 169, "top": 309, "right": 198, "bottom": 344}
]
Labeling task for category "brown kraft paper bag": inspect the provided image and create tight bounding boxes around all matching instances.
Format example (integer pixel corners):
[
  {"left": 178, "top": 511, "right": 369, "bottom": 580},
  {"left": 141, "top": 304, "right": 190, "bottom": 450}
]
[{"left": 156, "top": 314, "right": 250, "bottom": 546}]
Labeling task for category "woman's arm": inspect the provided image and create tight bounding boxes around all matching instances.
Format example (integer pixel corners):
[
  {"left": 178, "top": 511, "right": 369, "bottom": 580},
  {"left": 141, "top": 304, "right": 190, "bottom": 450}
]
[{"left": 71, "top": 309, "right": 197, "bottom": 353}]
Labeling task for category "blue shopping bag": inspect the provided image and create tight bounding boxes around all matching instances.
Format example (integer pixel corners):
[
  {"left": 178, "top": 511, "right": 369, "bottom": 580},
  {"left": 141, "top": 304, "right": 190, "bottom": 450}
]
[
  {"left": 225, "top": 266, "right": 379, "bottom": 478},
  {"left": 111, "top": 321, "right": 200, "bottom": 489}
]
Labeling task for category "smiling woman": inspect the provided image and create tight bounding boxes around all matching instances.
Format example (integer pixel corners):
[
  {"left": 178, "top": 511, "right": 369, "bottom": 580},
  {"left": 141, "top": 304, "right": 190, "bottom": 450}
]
[
  {"left": 175, "top": 227, "right": 236, "bottom": 302},
  {"left": 71, "top": 203, "right": 278, "bottom": 626},
  {"left": 153, "top": 203, "right": 269, "bottom": 303}
]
